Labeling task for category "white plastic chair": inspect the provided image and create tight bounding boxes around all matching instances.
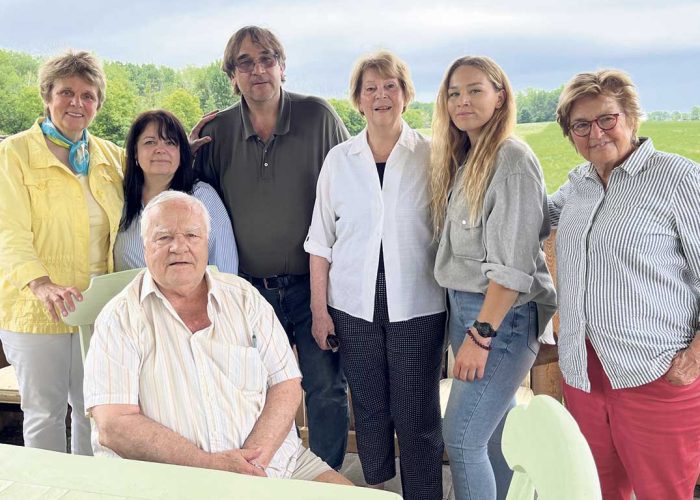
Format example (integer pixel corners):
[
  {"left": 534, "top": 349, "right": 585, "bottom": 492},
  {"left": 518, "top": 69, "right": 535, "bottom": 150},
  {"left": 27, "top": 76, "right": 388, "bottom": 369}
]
[
  {"left": 63, "top": 268, "right": 142, "bottom": 360},
  {"left": 502, "top": 394, "right": 601, "bottom": 499}
]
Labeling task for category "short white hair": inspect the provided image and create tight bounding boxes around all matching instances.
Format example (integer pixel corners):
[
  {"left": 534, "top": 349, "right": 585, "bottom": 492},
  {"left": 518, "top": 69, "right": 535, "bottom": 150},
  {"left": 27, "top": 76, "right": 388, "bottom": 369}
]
[{"left": 141, "top": 190, "right": 211, "bottom": 242}]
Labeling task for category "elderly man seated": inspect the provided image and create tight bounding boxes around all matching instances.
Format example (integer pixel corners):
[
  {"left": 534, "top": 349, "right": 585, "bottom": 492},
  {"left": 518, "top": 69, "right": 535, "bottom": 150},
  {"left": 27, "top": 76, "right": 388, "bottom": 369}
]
[{"left": 83, "top": 191, "right": 351, "bottom": 484}]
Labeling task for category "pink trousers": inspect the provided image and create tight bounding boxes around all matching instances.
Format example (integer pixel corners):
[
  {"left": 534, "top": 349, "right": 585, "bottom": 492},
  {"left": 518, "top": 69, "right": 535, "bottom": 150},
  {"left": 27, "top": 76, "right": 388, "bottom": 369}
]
[{"left": 563, "top": 341, "right": 700, "bottom": 500}]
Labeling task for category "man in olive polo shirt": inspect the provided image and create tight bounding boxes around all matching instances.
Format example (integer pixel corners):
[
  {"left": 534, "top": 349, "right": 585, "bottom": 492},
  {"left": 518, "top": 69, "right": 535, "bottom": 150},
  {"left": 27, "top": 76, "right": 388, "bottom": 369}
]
[{"left": 195, "top": 26, "right": 350, "bottom": 470}]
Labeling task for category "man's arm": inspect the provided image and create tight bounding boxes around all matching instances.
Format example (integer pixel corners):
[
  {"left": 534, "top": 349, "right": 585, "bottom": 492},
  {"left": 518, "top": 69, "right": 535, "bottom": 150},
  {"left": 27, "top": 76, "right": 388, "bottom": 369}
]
[
  {"left": 241, "top": 378, "right": 302, "bottom": 468},
  {"left": 91, "top": 404, "right": 266, "bottom": 476},
  {"left": 191, "top": 114, "right": 220, "bottom": 192}
]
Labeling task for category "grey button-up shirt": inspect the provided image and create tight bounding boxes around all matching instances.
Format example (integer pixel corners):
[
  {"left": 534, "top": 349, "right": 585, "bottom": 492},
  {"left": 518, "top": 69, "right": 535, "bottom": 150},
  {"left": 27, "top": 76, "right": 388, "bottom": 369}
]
[
  {"left": 434, "top": 137, "right": 557, "bottom": 338},
  {"left": 195, "top": 90, "right": 349, "bottom": 277},
  {"left": 549, "top": 138, "right": 700, "bottom": 391}
]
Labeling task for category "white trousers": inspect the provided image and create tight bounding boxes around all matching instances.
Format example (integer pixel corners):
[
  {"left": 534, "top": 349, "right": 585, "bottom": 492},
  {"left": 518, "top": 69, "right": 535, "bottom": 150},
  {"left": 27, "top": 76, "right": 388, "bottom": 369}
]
[{"left": 0, "top": 330, "right": 92, "bottom": 455}]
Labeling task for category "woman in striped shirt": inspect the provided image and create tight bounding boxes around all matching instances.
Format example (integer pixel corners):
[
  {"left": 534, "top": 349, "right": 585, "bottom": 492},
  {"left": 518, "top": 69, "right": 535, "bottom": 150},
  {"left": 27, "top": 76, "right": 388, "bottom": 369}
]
[
  {"left": 550, "top": 69, "right": 700, "bottom": 499},
  {"left": 114, "top": 110, "right": 238, "bottom": 274}
]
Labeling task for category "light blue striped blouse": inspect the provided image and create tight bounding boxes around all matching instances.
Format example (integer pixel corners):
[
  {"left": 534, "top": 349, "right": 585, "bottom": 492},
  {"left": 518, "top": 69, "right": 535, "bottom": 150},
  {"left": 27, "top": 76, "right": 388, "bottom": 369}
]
[
  {"left": 114, "top": 181, "right": 239, "bottom": 274},
  {"left": 549, "top": 138, "right": 700, "bottom": 391}
]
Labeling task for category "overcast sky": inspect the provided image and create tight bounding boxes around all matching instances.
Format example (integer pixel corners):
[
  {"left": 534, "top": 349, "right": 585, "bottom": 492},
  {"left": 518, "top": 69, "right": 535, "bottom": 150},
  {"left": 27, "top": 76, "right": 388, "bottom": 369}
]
[{"left": 1, "top": 0, "right": 698, "bottom": 111}]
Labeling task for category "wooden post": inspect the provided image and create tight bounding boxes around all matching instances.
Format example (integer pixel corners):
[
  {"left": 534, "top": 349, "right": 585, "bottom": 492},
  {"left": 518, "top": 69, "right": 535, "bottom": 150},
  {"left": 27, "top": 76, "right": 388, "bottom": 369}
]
[
  {"left": 531, "top": 363, "right": 563, "bottom": 400},
  {"left": 530, "top": 231, "right": 563, "bottom": 401}
]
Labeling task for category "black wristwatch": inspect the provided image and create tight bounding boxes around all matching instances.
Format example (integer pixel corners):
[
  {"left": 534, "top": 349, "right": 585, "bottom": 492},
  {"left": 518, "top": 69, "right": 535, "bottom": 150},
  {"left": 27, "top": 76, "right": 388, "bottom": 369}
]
[{"left": 472, "top": 320, "right": 498, "bottom": 338}]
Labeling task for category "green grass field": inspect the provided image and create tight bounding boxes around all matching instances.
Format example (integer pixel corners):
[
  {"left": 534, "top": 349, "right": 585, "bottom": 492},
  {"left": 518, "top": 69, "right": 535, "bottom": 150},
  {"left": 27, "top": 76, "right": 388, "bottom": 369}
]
[{"left": 419, "top": 121, "right": 700, "bottom": 193}]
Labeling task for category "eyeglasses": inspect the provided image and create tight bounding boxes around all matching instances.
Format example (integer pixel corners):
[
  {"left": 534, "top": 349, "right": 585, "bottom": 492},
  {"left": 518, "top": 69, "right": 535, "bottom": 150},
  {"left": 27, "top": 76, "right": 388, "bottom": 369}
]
[
  {"left": 234, "top": 54, "right": 279, "bottom": 74},
  {"left": 570, "top": 113, "right": 623, "bottom": 137}
]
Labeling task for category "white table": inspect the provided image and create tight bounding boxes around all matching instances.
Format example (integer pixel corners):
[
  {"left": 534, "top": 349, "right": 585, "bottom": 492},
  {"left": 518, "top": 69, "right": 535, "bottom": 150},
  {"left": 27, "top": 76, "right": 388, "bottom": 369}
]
[{"left": 0, "top": 444, "right": 401, "bottom": 499}]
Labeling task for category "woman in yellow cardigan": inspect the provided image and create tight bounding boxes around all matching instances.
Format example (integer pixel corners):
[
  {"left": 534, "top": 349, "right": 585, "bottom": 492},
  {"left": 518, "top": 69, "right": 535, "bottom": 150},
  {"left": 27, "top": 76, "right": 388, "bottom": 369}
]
[{"left": 0, "top": 50, "right": 124, "bottom": 455}]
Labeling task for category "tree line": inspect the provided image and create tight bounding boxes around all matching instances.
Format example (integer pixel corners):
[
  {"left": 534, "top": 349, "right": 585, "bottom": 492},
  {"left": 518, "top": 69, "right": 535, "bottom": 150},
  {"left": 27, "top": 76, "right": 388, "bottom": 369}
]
[{"left": 1, "top": 50, "right": 697, "bottom": 144}]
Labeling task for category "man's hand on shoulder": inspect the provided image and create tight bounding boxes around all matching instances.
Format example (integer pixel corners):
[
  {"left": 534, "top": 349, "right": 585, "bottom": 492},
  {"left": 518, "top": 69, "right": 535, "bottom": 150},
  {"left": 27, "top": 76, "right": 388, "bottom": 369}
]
[
  {"left": 189, "top": 110, "right": 219, "bottom": 155},
  {"left": 209, "top": 447, "right": 267, "bottom": 477}
]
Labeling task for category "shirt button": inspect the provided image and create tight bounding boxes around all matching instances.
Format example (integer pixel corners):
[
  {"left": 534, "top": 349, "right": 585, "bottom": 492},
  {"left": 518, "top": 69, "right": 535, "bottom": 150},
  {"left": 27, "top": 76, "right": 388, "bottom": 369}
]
[{"left": 264, "top": 162, "right": 269, "bottom": 167}]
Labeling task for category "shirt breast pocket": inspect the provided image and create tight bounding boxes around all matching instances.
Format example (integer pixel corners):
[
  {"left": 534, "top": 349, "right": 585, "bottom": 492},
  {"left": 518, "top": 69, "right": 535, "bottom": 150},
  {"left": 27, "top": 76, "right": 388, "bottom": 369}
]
[
  {"left": 24, "top": 176, "right": 64, "bottom": 220},
  {"left": 227, "top": 345, "right": 268, "bottom": 396},
  {"left": 448, "top": 211, "right": 486, "bottom": 261}
]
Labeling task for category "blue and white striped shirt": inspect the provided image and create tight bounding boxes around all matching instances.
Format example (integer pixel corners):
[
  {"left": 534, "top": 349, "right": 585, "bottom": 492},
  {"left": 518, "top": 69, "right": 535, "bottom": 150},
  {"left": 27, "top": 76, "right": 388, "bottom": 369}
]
[
  {"left": 549, "top": 138, "right": 700, "bottom": 391},
  {"left": 114, "top": 181, "right": 239, "bottom": 274}
]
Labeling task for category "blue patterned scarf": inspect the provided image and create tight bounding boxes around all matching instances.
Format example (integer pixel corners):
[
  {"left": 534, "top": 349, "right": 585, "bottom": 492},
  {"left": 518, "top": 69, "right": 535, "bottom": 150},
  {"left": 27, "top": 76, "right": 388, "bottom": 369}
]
[{"left": 40, "top": 117, "right": 90, "bottom": 176}]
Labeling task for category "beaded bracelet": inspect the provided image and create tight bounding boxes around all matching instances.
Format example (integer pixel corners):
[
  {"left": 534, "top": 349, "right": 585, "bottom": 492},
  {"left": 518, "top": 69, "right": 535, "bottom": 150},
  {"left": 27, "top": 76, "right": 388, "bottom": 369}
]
[{"left": 467, "top": 328, "right": 492, "bottom": 351}]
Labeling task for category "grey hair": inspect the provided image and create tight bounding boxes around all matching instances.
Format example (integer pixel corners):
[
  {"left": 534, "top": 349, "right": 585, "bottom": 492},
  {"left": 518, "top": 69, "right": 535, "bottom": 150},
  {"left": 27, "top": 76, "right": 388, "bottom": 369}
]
[{"left": 141, "top": 190, "right": 211, "bottom": 242}]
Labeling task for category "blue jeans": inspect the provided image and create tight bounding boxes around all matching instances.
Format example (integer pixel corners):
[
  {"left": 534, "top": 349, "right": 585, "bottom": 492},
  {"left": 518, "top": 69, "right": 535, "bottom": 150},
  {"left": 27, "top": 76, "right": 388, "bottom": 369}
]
[
  {"left": 252, "top": 275, "right": 349, "bottom": 469},
  {"left": 444, "top": 289, "right": 539, "bottom": 500}
]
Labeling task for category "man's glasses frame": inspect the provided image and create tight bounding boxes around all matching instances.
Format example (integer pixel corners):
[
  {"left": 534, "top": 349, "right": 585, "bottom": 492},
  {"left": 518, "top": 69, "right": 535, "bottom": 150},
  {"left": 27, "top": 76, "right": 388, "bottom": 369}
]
[
  {"left": 234, "top": 54, "right": 279, "bottom": 74},
  {"left": 570, "top": 113, "right": 624, "bottom": 137}
]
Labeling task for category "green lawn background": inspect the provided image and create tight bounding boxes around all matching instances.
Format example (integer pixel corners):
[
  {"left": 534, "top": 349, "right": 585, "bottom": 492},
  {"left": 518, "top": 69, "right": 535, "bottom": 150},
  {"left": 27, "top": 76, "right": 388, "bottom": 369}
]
[{"left": 418, "top": 121, "right": 700, "bottom": 193}]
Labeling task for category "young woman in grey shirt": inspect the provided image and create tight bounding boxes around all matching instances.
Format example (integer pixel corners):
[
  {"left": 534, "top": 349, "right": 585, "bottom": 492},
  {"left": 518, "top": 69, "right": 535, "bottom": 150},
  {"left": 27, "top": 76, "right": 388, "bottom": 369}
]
[{"left": 430, "top": 56, "right": 556, "bottom": 500}]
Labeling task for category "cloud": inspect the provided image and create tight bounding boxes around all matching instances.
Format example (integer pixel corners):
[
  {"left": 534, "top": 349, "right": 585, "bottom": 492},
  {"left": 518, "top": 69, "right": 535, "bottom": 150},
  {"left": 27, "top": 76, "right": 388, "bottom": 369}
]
[
  {"left": 4, "top": 0, "right": 698, "bottom": 64},
  {"left": 238, "top": 0, "right": 700, "bottom": 56},
  {"left": 0, "top": 0, "right": 698, "bottom": 109}
]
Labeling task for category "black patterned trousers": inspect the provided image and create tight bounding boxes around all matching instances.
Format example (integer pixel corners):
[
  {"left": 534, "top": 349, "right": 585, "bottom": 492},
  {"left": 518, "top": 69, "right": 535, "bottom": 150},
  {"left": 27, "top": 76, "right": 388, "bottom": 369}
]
[{"left": 329, "top": 271, "right": 446, "bottom": 500}]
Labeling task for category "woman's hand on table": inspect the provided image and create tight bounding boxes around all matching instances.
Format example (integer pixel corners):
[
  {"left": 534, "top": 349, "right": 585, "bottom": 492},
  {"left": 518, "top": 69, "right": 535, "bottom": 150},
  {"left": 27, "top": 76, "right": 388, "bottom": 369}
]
[
  {"left": 28, "top": 276, "right": 82, "bottom": 322},
  {"left": 453, "top": 328, "right": 490, "bottom": 382}
]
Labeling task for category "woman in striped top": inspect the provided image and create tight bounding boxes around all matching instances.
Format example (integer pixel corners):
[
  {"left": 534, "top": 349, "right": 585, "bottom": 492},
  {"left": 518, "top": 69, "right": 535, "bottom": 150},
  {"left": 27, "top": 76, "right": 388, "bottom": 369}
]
[
  {"left": 114, "top": 110, "right": 238, "bottom": 274},
  {"left": 550, "top": 69, "right": 700, "bottom": 499}
]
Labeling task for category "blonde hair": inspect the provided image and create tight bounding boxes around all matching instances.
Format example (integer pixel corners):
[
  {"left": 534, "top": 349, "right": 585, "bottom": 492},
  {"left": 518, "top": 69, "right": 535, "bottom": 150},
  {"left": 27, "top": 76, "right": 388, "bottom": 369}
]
[
  {"left": 430, "top": 56, "right": 516, "bottom": 231},
  {"left": 348, "top": 50, "right": 415, "bottom": 113},
  {"left": 556, "top": 69, "right": 642, "bottom": 145},
  {"left": 38, "top": 50, "right": 106, "bottom": 113}
]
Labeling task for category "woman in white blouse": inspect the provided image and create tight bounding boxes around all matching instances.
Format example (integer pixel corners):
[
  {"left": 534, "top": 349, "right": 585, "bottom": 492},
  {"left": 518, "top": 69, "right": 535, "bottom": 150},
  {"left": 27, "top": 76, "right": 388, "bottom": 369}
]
[{"left": 305, "top": 51, "right": 445, "bottom": 500}]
